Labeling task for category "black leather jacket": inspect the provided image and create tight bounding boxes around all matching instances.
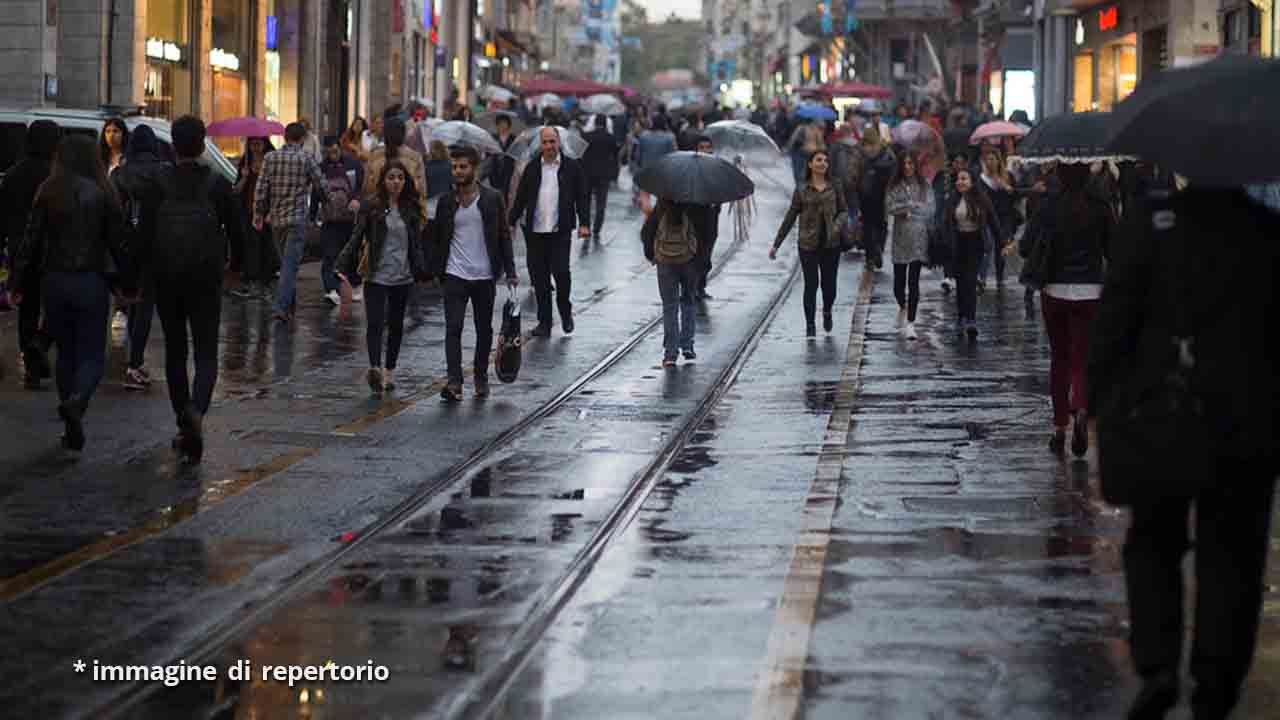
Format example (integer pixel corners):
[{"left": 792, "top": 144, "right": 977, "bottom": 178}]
[
  {"left": 336, "top": 202, "right": 429, "bottom": 281},
  {"left": 431, "top": 185, "right": 516, "bottom": 279},
  {"left": 12, "top": 176, "right": 127, "bottom": 290}
]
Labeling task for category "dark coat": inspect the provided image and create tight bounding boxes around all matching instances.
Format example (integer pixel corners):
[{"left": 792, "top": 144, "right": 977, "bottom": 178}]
[
  {"left": 581, "top": 128, "right": 620, "bottom": 183},
  {"left": 1042, "top": 190, "right": 1113, "bottom": 286},
  {"left": 858, "top": 147, "right": 897, "bottom": 224},
  {"left": 425, "top": 158, "right": 454, "bottom": 200},
  {"left": 1088, "top": 188, "right": 1280, "bottom": 466},
  {"left": 11, "top": 176, "right": 128, "bottom": 290},
  {"left": 942, "top": 187, "right": 1004, "bottom": 245},
  {"left": 484, "top": 134, "right": 517, "bottom": 196},
  {"left": 508, "top": 153, "right": 590, "bottom": 234},
  {"left": 0, "top": 121, "right": 59, "bottom": 259},
  {"left": 111, "top": 151, "right": 168, "bottom": 278},
  {"left": 430, "top": 185, "right": 516, "bottom": 280},
  {"left": 336, "top": 202, "right": 429, "bottom": 281},
  {"left": 118, "top": 160, "right": 244, "bottom": 276}
]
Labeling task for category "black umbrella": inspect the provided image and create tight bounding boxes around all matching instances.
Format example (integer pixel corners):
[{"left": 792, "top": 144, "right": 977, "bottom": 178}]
[
  {"left": 634, "top": 151, "right": 755, "bottom": 205},
  {"left": 1016, "top": 111, "right": 1123, "bottom": 163},
  {"left": 1105, "top": 55, "right": 1280, "bottom": 186}
]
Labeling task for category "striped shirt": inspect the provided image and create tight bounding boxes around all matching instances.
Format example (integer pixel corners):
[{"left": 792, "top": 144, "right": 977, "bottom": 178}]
[{"left": 254, "top": 144, "right": 326, "bottom": 229}]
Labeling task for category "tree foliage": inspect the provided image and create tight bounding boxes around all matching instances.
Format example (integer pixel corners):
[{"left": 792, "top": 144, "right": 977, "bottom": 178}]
[{"left": 619, "top": 10, "right": 706, "bottom": 90}]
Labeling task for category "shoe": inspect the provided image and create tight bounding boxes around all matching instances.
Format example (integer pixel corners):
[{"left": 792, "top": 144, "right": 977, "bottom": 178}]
[
  {"left": 58, "top": 397, "right": 85, "bottom": 451},
  {"left": 806, "top": 323, "right": 817, "bottom": 337},
  {"left": 441, "top": 382, "right": 463, "bottom": 402},
  {"left": 230, "top": 284, "right": 257, "bottom": 299},
  {"left": 179, "top": 406, "right": 204, "bottom": 464},
  {"left": 124, "top": 367, "right": 149, "bottom": 391},
  {"left": 382, "top": 368, "right": 396, "bottom": 391},
  {"left": 351, "top": 286, "right": 364, "bottom": 302},
  {"left": 941, "top": 280, "right": 952, "bottom": 294},
  {"left": 681, "top": 348, "right": 696, "bottom": 360},
  {"left": 1071, "top": 409, "right": 1089, "bottom": 457},
  {"left": 1049, "top": 429, "right": 1066, "bottom": 456},
  {"left": 823, "top": 310, "right": 833, "bottom": 333},
  {"left": 662, "top": 357, "right": 677, "bottom": 369},
  {"left": 1128, "top": 672, "right": 1179, "bottom": 720},
  {"left": 366, "top": 367, "right": 383, "bottom": 393},
  {"left": 977, "top": 280, "right": 987, "bottom": 295},
  {"left": 905, "top": 322, "right": 917, "bottom": 340},
  {"left": 532, "top": 323, "right": 552, "bottom": 338},
  {"left": 474, "top": 375, "right": 490, "bottom": 398},
  {"left": 325, "top": 290, "right": 341, "bottom": 305},
  {"left": 965, "top": 322, "right": 979, "bottom": 340},
  {"left": 896, "top": 307, "right": 907, "bottom": 329},
  {"left": 562, "top": 314, "right": 575, "bottom": 334}
]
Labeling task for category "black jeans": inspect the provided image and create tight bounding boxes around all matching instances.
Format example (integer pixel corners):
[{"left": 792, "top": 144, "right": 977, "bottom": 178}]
[
  {"left": 588, "top": 178, "right": 610, "bottom": 235},
  {"left": 42, "top": 271, "right": 110, "bottom": 406},
  {"left": 953, "top": 230, "right": 983, "bottom": 324},
  {"left": 525, "top": 230, "right": 572, "bottom": 327},
  {"left": 799, "top": 247, "right": 840, "bottom": 326},
  {"left": 364, "top": 282, "right": 410, "bottom": 369},
  {"left": 127, "top": 276, "right": 156, "bottom": 369},
  {"left": 242, "top": 220, "right": 279, "bottom": 286},
  {"left": 1124, "top": 471, "right": 1276, "bottom": 716},
  {"left": 443, "top": 274, "right": 497, "bottom": 383},
  {"left": 695, "top": 231, "right": 717, "bottom": 295},
  {"left": 154, "top": 273, "right": 222, "bottom": 422},
  {"left": 893, "top": 261, "right": 923, "bottom": 322},
  {"left": 863, "top": 217, "right": 888, "bottom": 267}
]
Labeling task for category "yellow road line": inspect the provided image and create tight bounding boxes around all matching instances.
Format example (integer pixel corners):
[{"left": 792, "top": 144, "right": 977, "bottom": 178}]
[{"left": 749, "top": 268, "right": 875, "bottom": 720}]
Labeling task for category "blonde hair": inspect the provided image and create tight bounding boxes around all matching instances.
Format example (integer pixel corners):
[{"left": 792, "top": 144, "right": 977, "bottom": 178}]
[{"left": 860, "top": 126, "right": 882, "bottom": 150}]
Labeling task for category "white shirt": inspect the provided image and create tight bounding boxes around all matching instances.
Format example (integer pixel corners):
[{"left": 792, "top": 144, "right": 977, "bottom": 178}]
[
  {"left": 446, "top": 195, "right": 494, "bottom": 280},
  {"left": 533, "top": 156, "right": 561, "bottom": 233},
  {"left": 1043, "top": 283, "right": 1103, "bottom": 301}
]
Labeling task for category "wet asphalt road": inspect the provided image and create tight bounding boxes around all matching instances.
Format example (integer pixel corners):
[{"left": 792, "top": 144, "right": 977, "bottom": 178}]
[{"left": 2, "top": 162, "right": 1278, "bottom": 719}]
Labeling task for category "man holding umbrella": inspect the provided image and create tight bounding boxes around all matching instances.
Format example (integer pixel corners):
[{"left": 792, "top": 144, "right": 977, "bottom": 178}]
[{"left": 509, "top": 127, "right": 590, "bottom": 337}]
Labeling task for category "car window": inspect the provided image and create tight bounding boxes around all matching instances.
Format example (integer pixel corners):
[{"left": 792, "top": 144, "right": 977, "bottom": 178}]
[{"left": 0, "top": 122, "right": 26, "bottom": 173}]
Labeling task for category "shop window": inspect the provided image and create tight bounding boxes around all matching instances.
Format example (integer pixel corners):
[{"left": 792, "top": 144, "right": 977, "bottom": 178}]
[
  {"left": 211, "top": 0, "right": 251, "bottom": 155},
  {"left": 1097, "top": 37, "right": 1136, "bottom": 112},
  {"left": 1073, "top": 52, "right": 1094, "bottom": 112},
  {"left": 265, "top": 0, "right": 303, "bottom": 125},
  {"left": 145, "top": 0, "right": 192, "bottom": 120}
]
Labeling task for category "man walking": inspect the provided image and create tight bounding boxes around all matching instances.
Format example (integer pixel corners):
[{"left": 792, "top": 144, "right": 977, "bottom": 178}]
[
  {"left": 581, "top": 114, "right": 620, "bottom": 243},
  {"left": 484, "top": 113, "right": 518, "bottom": 201},
  {"left": 149, "top": 116, "right": 244, "bottom": 463},
  {"left": 254, "top": 122, "right": 327, "bottom": 323},
  {"left": 318, "top": 136, "right": 364, "bottom": 305},
  {"left": 689, "top": 135, "right": 722, "bottom": 300},
  {"left": 432, "top": 146, "right": 519, "bottom": 402},
  {"left": 509, "top": 127, "right": 589, "bottom": 337}
]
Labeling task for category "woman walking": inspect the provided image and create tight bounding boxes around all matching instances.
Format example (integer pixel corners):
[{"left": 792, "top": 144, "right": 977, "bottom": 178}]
[
  {"left": 978, "top": 147, "right": 1020, "bottom": 289},
  {"left": 942, "top": 168, "right": 1003, "bottom": 339},
  {"left": 341, "top": 116, "right": 369, "bottom": 163},
  {"left": 770, "top": 150, "right": 848, "bottom": 337},
  {"left": 231, "top": 136, "right": 276, "bottom": 299},
  {"left": 364, "top": 117, "right": 429, "bottom": 212},
  {"left": 8, "top": 135, "right": 128, "bottom": 450},
  {"left": 99, "top": 117, "right": 129, "bottom": 176},
  {"left": 884, "top": 152, "right": 935, "bottom": 340},
  {"left": 1038, "top": 163, "right": 1112, "bottom": 456},
  {"left": 336, "top": 161, "right": 428, "bottom": 394}
]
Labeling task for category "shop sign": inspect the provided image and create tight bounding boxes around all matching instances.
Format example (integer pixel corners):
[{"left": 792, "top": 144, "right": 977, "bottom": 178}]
[
  {"left": 210, "top": 48, "right": 241, "bottom": 71},
  {"left": 146, "top": 37, "right": 183, "bottom": 63},
  {"left": 266, "top": 16, "right": 278, "bottom": 51},
  {"left": 1098, "top": 6, "right": 1118, "bottom": 32},
  {"left": 484, "top": 42, "right": 497, "bottom": 58}
]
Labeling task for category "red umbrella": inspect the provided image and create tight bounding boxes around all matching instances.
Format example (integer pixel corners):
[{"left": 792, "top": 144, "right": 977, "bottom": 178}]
[
  {"left": 206, "top": 116, "right": 285, "bottom": 137},
  {"left": 816, "top": 82, "right": 893, "bottom": 99}
]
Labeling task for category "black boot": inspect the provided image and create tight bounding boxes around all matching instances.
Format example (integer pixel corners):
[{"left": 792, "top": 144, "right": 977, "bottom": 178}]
[
  {"left": 178, "top": 405, "right": 204, "bottom": 465},
  {"left": 1128, "top": 672, "right": 1179, "bottom": 720},
  {"left": 58, "top": 396, "right": 85, "bottom": 451}
]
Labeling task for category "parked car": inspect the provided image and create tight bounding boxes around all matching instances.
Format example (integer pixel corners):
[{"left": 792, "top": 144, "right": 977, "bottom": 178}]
[{"left": 0, "top": 105, "right": 237, "bottom": 181}]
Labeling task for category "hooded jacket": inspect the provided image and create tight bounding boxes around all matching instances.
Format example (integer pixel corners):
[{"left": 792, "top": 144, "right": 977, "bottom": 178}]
[{"left": 1, "top": 120, "right": 60, "bottom": 260}]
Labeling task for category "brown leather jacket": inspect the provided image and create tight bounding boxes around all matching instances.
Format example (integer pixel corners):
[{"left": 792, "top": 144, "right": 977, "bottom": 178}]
[{"left": 772, "top": 181, "right": 849, "bottom": 252}]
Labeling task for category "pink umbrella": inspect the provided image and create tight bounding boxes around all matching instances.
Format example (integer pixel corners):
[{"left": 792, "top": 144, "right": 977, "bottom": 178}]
[
  {"left": 206, "top": 116, "right": 286, "bottom": 138},
  {"left": 969, "top": 121, "right": 1028, "bottom": 146}
]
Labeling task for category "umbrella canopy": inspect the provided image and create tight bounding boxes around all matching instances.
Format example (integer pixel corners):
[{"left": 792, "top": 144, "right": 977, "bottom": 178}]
[
  {"left": 1016, "top": 111, "right": 1128, "bottom": 164},
  {"left": 508, "top": 126, "right": 588, "bottom": 162},
  {"left": 703, "top": 120, "right": 780, "bottom": 156},
  {"left": 814, "top": 81, "right": 893, "bottom": 99},
  {"left": 580, "top": 94, "right": 625, "bottom": 116},
  {"left": 891, "top": 120, "right": 946, "bottom": 180},
  {"left": 206, "top": 116, "right": 285, "bottom": 138},
  {"left": 479, "top": 85, "right": 516, "bottom": 103},
  {"left": 1105, "top": 55, "right": 1280, "bottom": 185},
  {"left": 429, "top": 121, "right": 503, "bottom": 155},
  {"left": 796, "top": 103, "right": 838, "bottom": 121},
  {"left": 634, "top": 151, "right": 755, "bottom": 205},
  {"left": 970, "top": 121, "right": 1029, "bottom": 145},
  {"left": 475, "top": 111, "right": 526, "bottom": 136},
  {"left": 520, "top": 76, "right": 620, "bottom": 98},
  {"left": 530, "top": 93, "right": 563, "bottom": 110}
]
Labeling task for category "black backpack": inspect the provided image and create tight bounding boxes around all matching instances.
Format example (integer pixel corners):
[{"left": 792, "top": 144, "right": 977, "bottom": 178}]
[{"left": 154, "top": 168, "right": 225, "bottom": 275}]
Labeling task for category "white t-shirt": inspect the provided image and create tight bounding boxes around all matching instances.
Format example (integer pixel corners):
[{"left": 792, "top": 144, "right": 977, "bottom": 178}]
[
  {"left": 446, "top": 196, "right": 494, "bottom": 281},
  {"left": 533, "top": 158, "right": 561, "bottom": 233}
]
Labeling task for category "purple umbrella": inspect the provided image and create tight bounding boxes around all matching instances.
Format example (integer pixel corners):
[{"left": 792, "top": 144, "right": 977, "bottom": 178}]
[{"left": 206, "top": 117, "right": 286, "bottom": 138}]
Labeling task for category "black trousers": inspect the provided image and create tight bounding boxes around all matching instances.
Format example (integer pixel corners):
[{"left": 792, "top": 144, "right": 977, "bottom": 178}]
[
  {"left": 695, "top": 232, "right": 718, "bottom": 295},
  {"left": 588, "top": 178, "right": 610, "bottom": 235},
  {"left": 154, "top": 274, "right": 222, "bottom": 423},
  {"left": 442, "top": 274, "right": 497, "bottom": 383},
  {"left": 126, "top": 276, "right": 156, "bottom": 369},
  {"left": 893, "top": 261, "right": 923, "bottom": 322},
  {"left": 1124, "top": 471, "right": 1277, "bottom": 716},
  {"left": 525, "top": 230, "right": 572, "bottom": 327},
  {"left": 18, "top": 272, "right": 47, "bottom": 361},
  {"left": 799, "top": 248, "right": 840, "bottom": 326},
  {"left": 363, "top": 282, "right": 410, "bottom": 369},
  {"left": 953, "top": 230, "right": 983, "bottom": 324},
  {"left": 863, "top": 217, "right": 888, "bottom": 266},
  {"left": 241, "top": 220, "right": 279, "bottom": 285}
]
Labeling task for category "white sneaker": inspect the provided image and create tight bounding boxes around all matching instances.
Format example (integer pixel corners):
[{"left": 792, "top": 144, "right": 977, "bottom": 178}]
[
  {"left": 896, "top": 307, "right": 907, "bottom": 329},
  {"left": 351, "top": 286, "right": 364, "bottom": 303},
  {"left": 325, "top": 290, "right": 341, "bottom": 305},
  {"left": 906, "top": 322, "right": 918, "bottom": 340}
]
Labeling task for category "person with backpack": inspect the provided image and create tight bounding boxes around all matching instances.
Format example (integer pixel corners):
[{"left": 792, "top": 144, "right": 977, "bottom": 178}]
[
  {"left": 642, "top": 197, "right": 699, "bottom": 367},
  {"left": 253, "top": 122, "right": 327, "bottom": 324},
  {"left": 769, "top": 149, "right": 849, "bottom": 337},
  {"left": 7, "top": 134, "right": 129, "bottom": 451},
  {"left": 318, "top": 136, "right": 364, "bottom": 305}
]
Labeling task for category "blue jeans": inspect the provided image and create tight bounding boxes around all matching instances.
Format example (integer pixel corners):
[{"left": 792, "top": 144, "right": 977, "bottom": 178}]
[
  {"left": 273, "top": 224, "right": 306, "bottom": 315},
  {"left": 42, "top": 271, "right": 110, "bottom": 406},
  {"left": 656, "top": 261, "right": 696, "bottom": 358}
]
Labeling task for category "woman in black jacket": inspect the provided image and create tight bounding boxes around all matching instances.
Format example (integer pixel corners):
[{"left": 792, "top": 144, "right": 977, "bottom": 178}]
[
  {"left": 9, "top": 134, "right": 128, "bottom": 450},
  {"left": 978, "top": 147, "right": 1020, "bottom": 289},
  {"left": 336, "top": 161, "right": 428, "bottom": 394},
  {"left": 942, "top": 168, "right": 1002, "bottom": 339}
]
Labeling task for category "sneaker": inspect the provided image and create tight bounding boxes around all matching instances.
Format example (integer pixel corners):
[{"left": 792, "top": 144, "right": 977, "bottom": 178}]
[
  {"left": 941, "top": 280, "right": 952, "bottom": 294},
  {"left": 382, "top": 368, "right": 396, "bottom": 391},
  {"left": 325, "top": 290, "right": 341, "bottom": 305},
  {"left": 896, "top": 307, "right": 907, "bottom": 329},
  {"left": 662, "top": 357, "right": 677, "bottom": 369},
  {"left": 681, "top": 347, "right": 696, "bottom": 360},
  {"left": 366, "top": 367, "right": 383, "bottom": 393},
  {"left": 905, "top": 323, "right": 918, "bottom": 340},
  {"left": 351, "top": 286, "right": 364, "bottom": 302},
  {"left": 124, "top": 367, "right": 149, "bottom": 391},
  {"left": 441, "top": 382, "right": 463, "bottom": 402},
  {"left": 474, "top": 375, "right": 490, "bottom": 398}
]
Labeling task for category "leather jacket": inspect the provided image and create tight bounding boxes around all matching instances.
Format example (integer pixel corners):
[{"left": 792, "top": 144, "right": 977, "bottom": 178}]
[
  {"left": 336, "top": 202, "right": 429, "bottom": 282},
  {"left": 12, "top": 176, "right": 127, "bottom": 290},
  {"left": 431, "top": 185, "right": 516, "bottom": 279}
]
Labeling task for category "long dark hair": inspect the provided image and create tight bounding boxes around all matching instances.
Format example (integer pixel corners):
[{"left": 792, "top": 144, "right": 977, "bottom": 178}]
[
  {"left": 946, "top": 168, "right": 990, "bottom": 226},
  {"left": 373, "top": 160, "right": 422, "bottom": 225},
  {"left": 237, "top": 136, "right": 275, "bottom": 174},
  {"left": 1056, "top": 163, "right": 1093, "bottom": 220},
  {"left": 888, "top": 151, "right": 927, "bottom": 194},
  {"left": 39, "top": 134, "right": 120, "bottom": 214},
  {"left": 803, "top": 149, "right": 831, "bottom": 184},
  {"left": 99, "top": 117, "right": 129, "bottom": 168},
  {"left": 383, "top": 117, "right": 407, "bottom": 162}
]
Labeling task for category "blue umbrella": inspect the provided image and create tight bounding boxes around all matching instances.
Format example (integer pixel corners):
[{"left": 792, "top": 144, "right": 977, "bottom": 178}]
[{"left": 795, "top": 103, "right": 837, "bottom": 121}]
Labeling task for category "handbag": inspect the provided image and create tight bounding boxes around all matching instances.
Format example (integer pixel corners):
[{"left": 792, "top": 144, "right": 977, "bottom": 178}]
[
  {"left": 1096, "top": 191, "right": 1213, "bottom": 506},
  {"left": 834, "top": 210, "right": 854, "bottom": 251},
  {"left": 495, "top": 287, "right": 522, "bottom": 384}
]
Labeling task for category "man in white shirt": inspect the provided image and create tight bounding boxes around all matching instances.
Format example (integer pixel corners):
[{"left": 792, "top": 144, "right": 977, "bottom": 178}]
[
  {"left": 433, "top": 146, "right": 518, "bottom": 402},
  {"left": 509, "top": 127, "right": 590, "bottom": 337}
]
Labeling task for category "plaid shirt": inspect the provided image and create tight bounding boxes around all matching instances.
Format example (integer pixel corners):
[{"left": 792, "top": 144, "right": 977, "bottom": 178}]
[{"left": 254, "top": 144, "right": 326, "bottom": 229}]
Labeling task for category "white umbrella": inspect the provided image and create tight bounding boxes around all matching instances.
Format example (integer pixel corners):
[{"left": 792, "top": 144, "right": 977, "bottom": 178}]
[
  {"left": 429, "top": 121, "right": 503, "bottom": 155},
  {"left": 475, "top": 111, "right": 527, "bottom": 136},
  {"left": 704, "top": 120, "right": 781, "bottom": 156},
  {"left": 580, "top": 93, "right": 625, "bottom": 116},
  {"left": 508, "top": 126, "right": 588, "bottom": 162},
  {"left": 480, "top": 85, "right": 516, "bottom": 103},
  {"left": 531, "top": 93, "right": 563, "bottom": 110}
]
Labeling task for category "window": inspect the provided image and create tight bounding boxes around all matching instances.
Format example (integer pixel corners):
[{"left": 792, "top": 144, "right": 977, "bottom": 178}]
[{"left": 1073, "top": 52, "right": 1094, "bottom": 112}]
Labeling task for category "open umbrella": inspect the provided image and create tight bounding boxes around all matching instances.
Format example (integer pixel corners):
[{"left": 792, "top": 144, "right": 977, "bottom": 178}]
[
  {"left": 795, "top": 103, "right": 838, "bottom": 121},
  {"left": 475, "top": 111, "right": 526, "bottom": 136},
  {"left": 206, "top": 116, "right": 285, "bottom": 138},
  {"left": 479, "top": 85, "right": 516, "bottom": 103},
  {"left": 634, "top": 151, "right": 755, "bottom": 205},
  {"left": 703, "top": 120, "right": 780, "bottom": 156},
  {"left": 1105, "top": 55, "right": 1280, "bottom": 185},
  {"left": 530, "top": 93, "right": 563, "bottom": 109},
  {"left": 891, "top": 120, "right": 946, "bottom": 180},
  {"left": 1016, "top": 111, "right": 1130, "bottom": 164},
  {"left": 508, "top": 126, "right": 588, "bottom": 162},
  {"left": 970, "top": 121, "right": 1029, "bottom": 146},
  {"left": 580, "top": 94, "right": 625, "bottom": 116},
  {"left": 429, "top": 121, "right": 503, "bottom": 155}
]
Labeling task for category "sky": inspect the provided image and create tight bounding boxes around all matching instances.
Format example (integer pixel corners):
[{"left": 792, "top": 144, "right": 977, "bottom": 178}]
[{"left": 641, "top": 0, "right": 700, "bottom": 21}]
